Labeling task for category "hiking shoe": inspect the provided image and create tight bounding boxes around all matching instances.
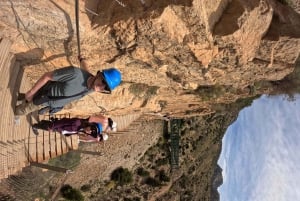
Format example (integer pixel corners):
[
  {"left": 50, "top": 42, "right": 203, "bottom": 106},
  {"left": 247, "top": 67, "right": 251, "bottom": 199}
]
[
  {"left": 16, "top": 99, "right": 26, "bottom": 106},
  {"left": 32, "top": 125, "right": 39, "bottom": 135},
  {"left": 15, "top": 92, "right": 25, "bottom": 106},
  {"left": 15, "top": 101, "right": 41, "bottom": 116}
]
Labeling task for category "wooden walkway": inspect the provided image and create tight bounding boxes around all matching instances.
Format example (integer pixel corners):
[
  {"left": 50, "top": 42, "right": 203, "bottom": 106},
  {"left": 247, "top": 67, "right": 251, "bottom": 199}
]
[
  {"left": 0, "top": 38, "right": 79, "bottom": 181},
  {"left": 0, "top": 38, "right": 144, "bottom": 182}
]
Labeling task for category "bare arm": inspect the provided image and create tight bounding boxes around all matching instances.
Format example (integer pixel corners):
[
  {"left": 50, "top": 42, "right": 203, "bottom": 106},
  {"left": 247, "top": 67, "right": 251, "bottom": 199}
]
[
  {"left": 25, "top": 71, "right": 54, "bottom": 102},
  {"left": 78, "top": 55, "right": 90, "bottom": 72},
  {"left": 88, "top": 114, "right": 108, "bottom": 125},
  {"left": 80, "top": 59, "right": 90, "bottom": 72}
]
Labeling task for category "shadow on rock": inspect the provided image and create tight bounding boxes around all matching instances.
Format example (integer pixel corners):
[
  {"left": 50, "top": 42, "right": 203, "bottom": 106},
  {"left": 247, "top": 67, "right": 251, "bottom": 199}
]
[{"left": 85, "top": 0, "right": 192, "bottom": 28}]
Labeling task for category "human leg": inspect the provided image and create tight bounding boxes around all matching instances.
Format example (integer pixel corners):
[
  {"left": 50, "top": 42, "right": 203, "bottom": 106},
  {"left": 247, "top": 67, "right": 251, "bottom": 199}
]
[
  {"left": 15, "top": 101, "right": 42, "bottom": 116},
  {"left": 15, "top": 86, "right": 50, "bottom": 116},
  {"left": 32, "top": 119, "right": 52, "bottom": 135},
  {"left": 32, "top": 120, "right": 52, "bottom": 130}
]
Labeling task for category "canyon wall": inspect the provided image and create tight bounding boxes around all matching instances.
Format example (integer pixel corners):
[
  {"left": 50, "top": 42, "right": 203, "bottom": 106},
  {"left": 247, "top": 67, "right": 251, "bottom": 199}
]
[{"left": 0, "top": 0, "right": 299, "bottom": 117}]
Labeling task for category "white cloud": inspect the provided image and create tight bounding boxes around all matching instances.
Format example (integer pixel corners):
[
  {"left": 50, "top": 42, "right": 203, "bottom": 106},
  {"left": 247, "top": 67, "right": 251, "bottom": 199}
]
[{"left": 218, "top": 95, "right": 300, "bottom": 201}]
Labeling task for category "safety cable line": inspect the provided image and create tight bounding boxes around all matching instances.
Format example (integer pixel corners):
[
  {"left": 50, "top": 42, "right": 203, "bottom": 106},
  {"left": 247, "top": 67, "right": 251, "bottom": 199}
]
[
  {"left": 75, "top": 0, "right": 81, "bottom": 59},
  {"left": 84, "top": 7, "right": 99, "bottom": 16},
  {"left": 115, "top": 0, "right": 126, "bottom": 7}
]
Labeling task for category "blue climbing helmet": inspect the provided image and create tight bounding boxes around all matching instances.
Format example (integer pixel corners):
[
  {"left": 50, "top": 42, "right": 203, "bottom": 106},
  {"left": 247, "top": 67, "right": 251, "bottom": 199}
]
[
  {"left": 102, "top": 68, "right": 122, "bottom": 91},
  {"left": 95, "top": 123, "right": 102, "bottom": 134},
  {"left": 93, "top": 123, "right": 108, "bottom": 141}
]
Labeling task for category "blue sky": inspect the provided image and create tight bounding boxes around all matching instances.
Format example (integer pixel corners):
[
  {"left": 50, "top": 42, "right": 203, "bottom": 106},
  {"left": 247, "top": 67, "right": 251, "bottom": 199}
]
[{"left": 218, "top": 95, "right": 300, "bottom": 201}]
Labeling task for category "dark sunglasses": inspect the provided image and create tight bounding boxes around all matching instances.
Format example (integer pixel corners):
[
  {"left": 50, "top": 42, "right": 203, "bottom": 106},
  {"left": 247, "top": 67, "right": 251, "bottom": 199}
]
[
  {"left": 87, "top": 124, "right": 98, "bottom": 136},
  {"left": 99, "top": 133, "right": 105, "bottom": 141},
  {"left": 97, "top": 72, "right": 111, "bottom": 94},
  {"left": 90, "top": 128, "right": 98, "bottom": 137}
]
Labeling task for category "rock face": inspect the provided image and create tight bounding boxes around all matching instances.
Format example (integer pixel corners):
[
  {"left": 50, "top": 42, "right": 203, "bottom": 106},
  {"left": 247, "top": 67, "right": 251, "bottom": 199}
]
[
  {"left": 211, "top": 165, "right": 223, "bottom": 201},
  {"left": 1, "top": 0, "right": 299, "bottom": 117},
  {"left": 1, "top": 1, "right": 300, "bottom": 200}
]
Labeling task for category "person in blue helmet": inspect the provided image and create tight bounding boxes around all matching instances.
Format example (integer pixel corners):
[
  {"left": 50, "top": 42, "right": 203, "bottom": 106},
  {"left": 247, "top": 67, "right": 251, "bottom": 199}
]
[
  {"left": 15, "top": 55, "right": 122, "bottom": 115},
  {"left": 80, "top": 114, "right": 117, "bottom": 142},
  {"left": 31, "top": 114, "right": 117, "bottom": 142}
]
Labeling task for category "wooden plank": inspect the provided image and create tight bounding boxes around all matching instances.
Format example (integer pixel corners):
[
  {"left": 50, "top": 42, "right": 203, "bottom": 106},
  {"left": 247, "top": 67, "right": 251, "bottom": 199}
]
[
  {"left": 60, "top": 133, "right": 66, "bottom": 155},
  {"left": 0, "top": 38, "right": 12, "bottom": 73},
  {"left": 0, "top": 144, "right": 9, "bottom": 179},
  {"left": 0, "top": 54, "right": 15, "bottom": 141},
  {"left": 0, "top": 49, "right": 14, "bottom": 180},
  {"left": 42, "top": 131, "right": 51, "bottom": 161},
  {"left": 49, "top": 131, "right": 57, "bottom": 158},
  {"left": 63, "top": 135, "right": 75, "bottom": 151},
  {"left": 8, "top": 61, "right": 27, "bottom": 173},
  {"left": 69, "top": 135, "right": 79, "bottom": 150},
  {"left": 9, "top": 61, "right": 21, "bottom": 110},
  {"left": 25, "top": 133, "right": 39, "bottom": 162}
]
